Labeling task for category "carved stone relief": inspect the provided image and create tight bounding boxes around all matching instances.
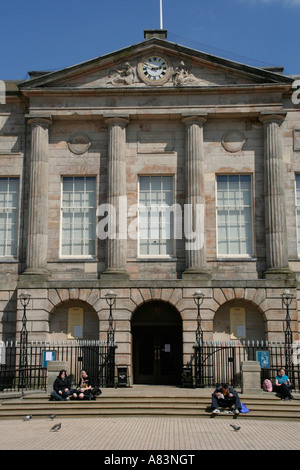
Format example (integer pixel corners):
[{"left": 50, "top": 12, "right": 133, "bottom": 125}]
[
  {"left": 107, "top": 62, "right": 138, "bottom": 86},
  {"left": 105, "top": 58, "right": 213, "bottom": 88},
  {"left": 173, "top": 61, "right": 204, "bottom": 87}
]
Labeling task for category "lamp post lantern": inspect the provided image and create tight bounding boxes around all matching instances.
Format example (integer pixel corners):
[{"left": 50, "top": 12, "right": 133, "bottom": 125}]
[
  {"left": 18, "top": 291, "right": 31, "bottom": 392},
  {"left": 281, "top": 288, "right": 295, "bottom": 379},
  {"left": 193, "top": 290, "right": 205, "bottom": 387}
]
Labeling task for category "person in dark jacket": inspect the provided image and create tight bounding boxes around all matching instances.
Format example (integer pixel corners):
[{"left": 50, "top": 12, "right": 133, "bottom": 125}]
[
  {"left": 72, "top": 369, "right": 101, "bottom": 400},
  {"left": 50, "top": 369, "right": 73, "bottom": 401},
  {"left": 211, "top": 383, "right": 242, "bottom": 414}
]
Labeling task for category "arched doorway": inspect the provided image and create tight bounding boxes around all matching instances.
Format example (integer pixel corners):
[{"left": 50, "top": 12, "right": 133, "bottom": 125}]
[{"left": 132, "top": 301, "right": 182, "bottom": 385}]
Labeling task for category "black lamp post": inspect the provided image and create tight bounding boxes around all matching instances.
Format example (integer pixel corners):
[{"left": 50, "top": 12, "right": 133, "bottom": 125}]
[
  {"left": 18, "top": 291, "right": 31, "bottom": 392},
  {"left": 281, "top": 288, "right": 295, "bottom": 378},
  {"left": 193, "top": 290, "right": 204, "bottom": 345},
  {"left": 105, "top": 290, "right": 117, "bottom": 387},
  {"left": 105, "top": 290, "right": 116, "bottom": 345},
  {"left": 193, "top": 290, "right": 205, "bottom": 387}
]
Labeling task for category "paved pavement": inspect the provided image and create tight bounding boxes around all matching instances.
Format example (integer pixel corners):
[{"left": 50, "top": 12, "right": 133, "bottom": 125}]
[
  {"left": 1, "top": 386, "right": 299, "bottom": 453},
  {"left": 0, "top": 415, "right": 299, "bottom": 452}
]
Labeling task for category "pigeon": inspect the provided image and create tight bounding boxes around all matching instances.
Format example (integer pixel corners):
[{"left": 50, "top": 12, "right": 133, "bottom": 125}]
[
  {"left": 230, "top": 424, "right": 241, "bottom": 431},
  {"left": 49, "top": 414, "right": 56, "bottom": 420},
  {"left": 50, "top": 423, "right": 61, "bottom": 432},
  {"left": 23, "top": 415, "right": 32, "bottom": 421}
]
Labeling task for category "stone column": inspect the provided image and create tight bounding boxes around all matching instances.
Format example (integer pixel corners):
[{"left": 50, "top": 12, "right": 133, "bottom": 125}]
[
  {"left": 25, "top": 117, "right": 52, "bottom": 277},
  {"left": 102, "top": 116, "right": 130, "bottom": 279},
  {"left": 260, "top": 112, "right": 294, "bottom": 279},
  {"left": 182, "top": 114, "right": 210, "bottom": 279}
]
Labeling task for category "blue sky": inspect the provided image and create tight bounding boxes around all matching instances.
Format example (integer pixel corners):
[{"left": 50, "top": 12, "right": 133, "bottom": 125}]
[{"left": 1, "top": 0, "right": 300, "bottom": 80}]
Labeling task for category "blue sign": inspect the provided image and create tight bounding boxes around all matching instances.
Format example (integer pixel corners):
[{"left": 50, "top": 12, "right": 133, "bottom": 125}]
[
  {"left": 42, "top": 350, "right": 56, "bottom": 368},
  {"left": 256, "top": 350, "right": 270, "bottom": 369}
]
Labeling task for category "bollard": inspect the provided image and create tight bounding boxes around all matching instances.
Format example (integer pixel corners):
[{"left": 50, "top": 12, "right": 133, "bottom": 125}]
[{"left": 241, "top": 361, "right": 262, "bottom": 393}]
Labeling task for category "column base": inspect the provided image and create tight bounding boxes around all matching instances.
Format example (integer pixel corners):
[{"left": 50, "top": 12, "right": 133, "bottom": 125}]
[
  {"left": 182, "top": 268, "right": 212, "bottom": 280},
  {"left": 101, "top": 268, "right": 130, "bottom": 280},
  {"left": 19, "top": 268, "right": 51, "bottom": 282},
  {"left": 263, "top": 267, "right": 295, "bottom": 280}
]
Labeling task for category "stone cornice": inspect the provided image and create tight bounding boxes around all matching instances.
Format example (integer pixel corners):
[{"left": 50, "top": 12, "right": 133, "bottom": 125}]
[
  {"left": 19, "top": 82, "right": 292, "bottom": 97},
  {"left": 15, "top": 277, "right": 298, "bottom": 290}
]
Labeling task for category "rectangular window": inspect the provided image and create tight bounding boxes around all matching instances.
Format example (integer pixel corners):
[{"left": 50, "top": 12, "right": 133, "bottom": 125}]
[
  {"left": 216, "top": 175, "right": 253, "bottom": 256},
  {"left": 61, "top": 176, "right": 96, "bottom": 257},
  {"left": 139, "top": 175, "right": 174, "bottom": 256},
  {"left": 296, "top": 174, "right": 300, "bottom": 255},
  {"left": 0, "top": 177, "right": 19, "bottom": 258}
]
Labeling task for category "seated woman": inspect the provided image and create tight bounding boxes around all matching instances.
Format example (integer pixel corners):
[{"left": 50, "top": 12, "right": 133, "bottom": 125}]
[
  {"left": 50, "top": 369, "right": 74, "bottom": 401},
  {"left": 211, "top": 383, "right": 242, "bottom": 414},
  {"left": 72, "top": 369, "right": 101, "bottom": 400},
  {"left": 274, "top": 368, "right": 293, "bottom": 400}
]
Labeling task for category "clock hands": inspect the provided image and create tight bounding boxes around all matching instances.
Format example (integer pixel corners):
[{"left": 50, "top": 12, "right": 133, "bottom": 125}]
[{"left": 144, "top": 63, "right": 163, "bottom": 70}]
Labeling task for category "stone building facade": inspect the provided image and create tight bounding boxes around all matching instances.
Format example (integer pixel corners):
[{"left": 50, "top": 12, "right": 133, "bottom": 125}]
[{"left": 0, "top": 30, "right": 299, "bottom": 385}]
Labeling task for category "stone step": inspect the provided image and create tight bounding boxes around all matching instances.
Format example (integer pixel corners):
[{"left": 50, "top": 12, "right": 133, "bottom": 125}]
[
  {"left": 0, "top": 409, "right": 299, "bottom": 420},
  {"left": 1, "top": 393, "right": 300, "bottom": 420}
]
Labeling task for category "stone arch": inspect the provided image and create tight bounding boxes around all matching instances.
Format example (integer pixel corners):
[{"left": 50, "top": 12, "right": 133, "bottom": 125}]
[
  {"left": 213, "top": 298, "right": 266, "bottom": 342},
  {"left": 49, "top": 299, "right": 99, "bottom": 341}
]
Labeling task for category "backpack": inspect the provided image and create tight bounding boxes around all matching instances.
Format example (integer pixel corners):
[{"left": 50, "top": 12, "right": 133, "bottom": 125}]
[{"left": 263, "top": 379, "right": 273, "bottom": 392}]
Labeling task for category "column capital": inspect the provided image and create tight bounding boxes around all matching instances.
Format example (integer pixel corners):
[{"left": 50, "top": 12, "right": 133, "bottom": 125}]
[
  {"left": 26, "top": 115, "right": 53, "bottom": 129},
  {"left": 181, "top": 113, "right": 207, "bottom": 126},
  {"left": 259, "top": 111, "right": 287, "bottom": 125},
  {"left": 103, "top": 114, "right": 130, "bottom": 128}
]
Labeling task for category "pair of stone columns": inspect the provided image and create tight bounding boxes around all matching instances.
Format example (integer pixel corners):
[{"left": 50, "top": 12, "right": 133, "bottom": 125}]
[
  {"left": 102, "top": 114, "right": 211, "bottom": 279},
  {"left": 181, "top": 111, "right": 293, "bottom": 279},
  {"left": 23, "top": 115, "right": 130, "bottom": 279},
  {"left": 24, "top": 112, "right": 293, "bottom": 280}
]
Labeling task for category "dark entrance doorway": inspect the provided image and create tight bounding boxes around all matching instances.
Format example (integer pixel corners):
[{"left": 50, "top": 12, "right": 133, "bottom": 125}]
[{"left": 132, "top": 301, "right": 182, "bottom": 385}]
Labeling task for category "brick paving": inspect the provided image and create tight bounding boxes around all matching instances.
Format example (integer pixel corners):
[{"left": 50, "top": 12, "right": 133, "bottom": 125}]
[{"left": 0, "top": 416, "right": 299, "bottom": 451}]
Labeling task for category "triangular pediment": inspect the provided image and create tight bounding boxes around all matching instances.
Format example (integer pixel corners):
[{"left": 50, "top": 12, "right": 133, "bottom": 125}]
[{"left": 19, "top": 37, "right": 293, "bottom": 92}]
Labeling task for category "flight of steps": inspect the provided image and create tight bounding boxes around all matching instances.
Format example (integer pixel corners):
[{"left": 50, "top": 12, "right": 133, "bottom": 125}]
[{"left": 0, "top": 392, "right": 300, "bottom": 420}]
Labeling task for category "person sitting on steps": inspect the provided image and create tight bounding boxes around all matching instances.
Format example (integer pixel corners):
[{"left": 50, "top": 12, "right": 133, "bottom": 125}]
[
  {"left": 211, "top": 383, "right": 242, "bottom": 414},
  {"left": 274, "top": 368, "right": 293, "bottom": 400},
  {"left": 72, "top": 369, "right": 101, "bottom": 400},
  {"left": 50, "top": 369, "right": 75, "bottom": 401}
]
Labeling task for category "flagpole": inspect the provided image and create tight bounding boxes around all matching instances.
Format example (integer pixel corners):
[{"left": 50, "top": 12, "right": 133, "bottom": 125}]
[{"left": 160, "top": 0, "right": 163, "bottom": 29}]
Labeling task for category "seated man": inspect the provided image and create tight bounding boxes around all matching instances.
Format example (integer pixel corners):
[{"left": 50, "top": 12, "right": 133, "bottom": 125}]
[{"left": 211, "top": 383, "right": 242, "bottom": 414}]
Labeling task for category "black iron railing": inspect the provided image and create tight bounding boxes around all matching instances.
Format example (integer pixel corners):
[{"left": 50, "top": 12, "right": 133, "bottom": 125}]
[
  {"left": 0, "top": 340, "right": 116, "bottom": 392},
  {"left": 193, "top": 340, "right": 300, "bottom": 390}
]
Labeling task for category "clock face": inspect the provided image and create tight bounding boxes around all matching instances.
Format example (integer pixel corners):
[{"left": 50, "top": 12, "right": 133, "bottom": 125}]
[
  {"left": 138, "top": 55, "right": 171, "bottom": 85},
  {"left": 142, "top": 56, "right": 168, "bottom": 81}
]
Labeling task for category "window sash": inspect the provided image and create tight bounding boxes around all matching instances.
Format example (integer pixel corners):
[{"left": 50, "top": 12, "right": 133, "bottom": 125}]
[
  {"left": 216, "top": 175, "right": 253, "bottom": 256},
  {"left": 296, "top": 175, "right": 300, "bottom": 256},
  {"left": 0, "top": 177, "right": 19, "bottom": 257},
  {"left": 61, "top": 177, "right": 96, "bottom": 257},
  {"left": 139, "top": 176, "right": 174, "bottom": 256}
]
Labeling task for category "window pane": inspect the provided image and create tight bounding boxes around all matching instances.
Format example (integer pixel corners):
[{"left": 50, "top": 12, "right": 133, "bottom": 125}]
[{"left": 140, "top": 176, "right": 150, "bottom": 191}]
